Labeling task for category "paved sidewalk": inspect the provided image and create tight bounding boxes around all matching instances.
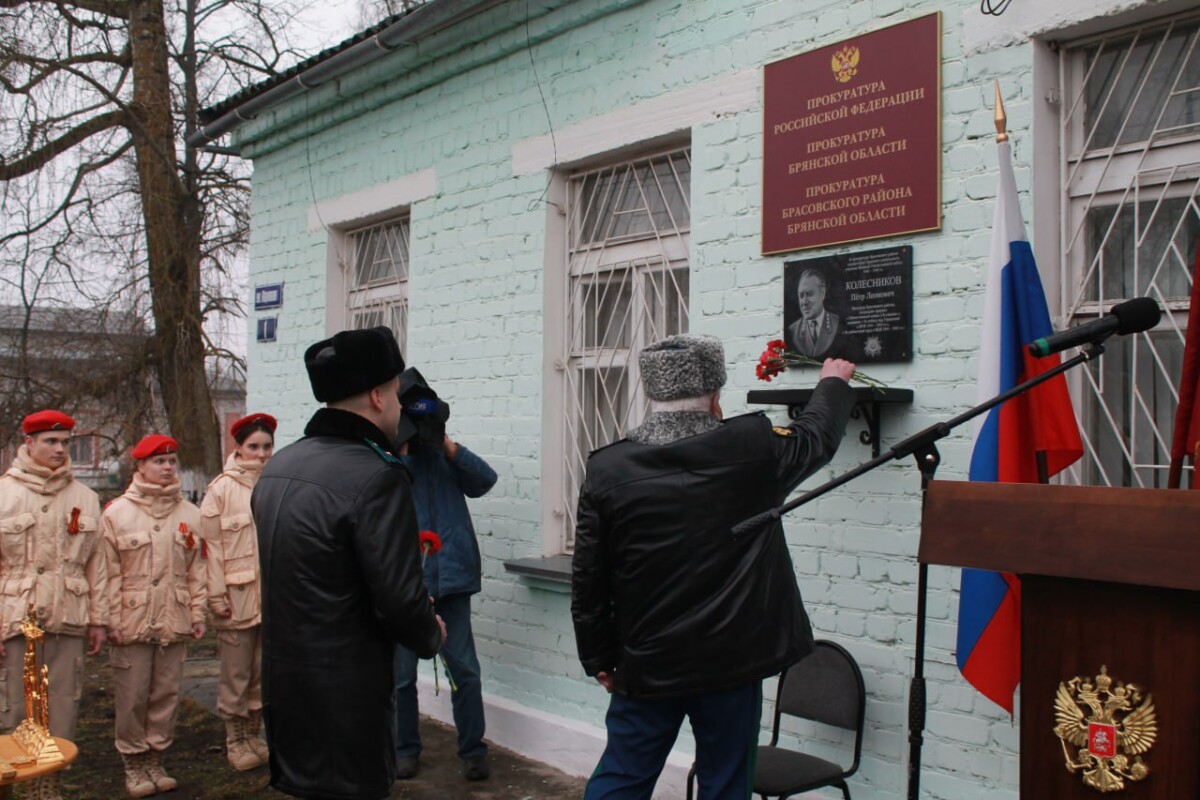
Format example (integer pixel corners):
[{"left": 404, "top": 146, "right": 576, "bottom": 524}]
[{"left": 181, "top": 657, "right": 588, "bottom": 800}]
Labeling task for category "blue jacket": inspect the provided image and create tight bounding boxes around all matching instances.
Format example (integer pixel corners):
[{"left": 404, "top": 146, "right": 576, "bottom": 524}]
[{"left": 401, "top": 442, "right": 497, "bottom": 598}]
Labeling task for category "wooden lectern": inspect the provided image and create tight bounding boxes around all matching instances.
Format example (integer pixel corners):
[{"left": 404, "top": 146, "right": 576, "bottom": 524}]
[{"left": 920, "top": 480, "right": 1200, "bottom": 799}]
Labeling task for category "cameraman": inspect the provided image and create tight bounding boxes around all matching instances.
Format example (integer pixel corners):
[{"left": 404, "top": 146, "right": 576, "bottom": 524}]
[{"left": 393, "top": 369, "right": 498, "bottom": 782}]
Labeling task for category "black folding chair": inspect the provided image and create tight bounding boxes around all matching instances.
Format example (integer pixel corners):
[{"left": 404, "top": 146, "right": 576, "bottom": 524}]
[{"left": 686, "top": 640, "right": 865, "bottom": 800}]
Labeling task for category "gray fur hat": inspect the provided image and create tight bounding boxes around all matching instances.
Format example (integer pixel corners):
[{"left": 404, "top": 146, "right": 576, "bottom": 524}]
[{"left": 639, "top": 334, "right": 727, "bottom": 401}]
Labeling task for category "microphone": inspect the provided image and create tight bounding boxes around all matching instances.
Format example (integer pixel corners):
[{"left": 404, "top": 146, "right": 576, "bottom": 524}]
[{"left": 1028, "top": 297, "right": 1161, "bottom": 358}]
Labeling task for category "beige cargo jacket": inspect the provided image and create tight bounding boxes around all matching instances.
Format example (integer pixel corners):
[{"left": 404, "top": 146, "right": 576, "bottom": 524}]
[
  {"left": 200, "top": 454, "right": 262, "bottom": 630},
  {"left": 0, "top": 448, "right": 106, "bottom": 639},
  {"left": 102, "top": 477, "right": 206, "bottom": 644}
]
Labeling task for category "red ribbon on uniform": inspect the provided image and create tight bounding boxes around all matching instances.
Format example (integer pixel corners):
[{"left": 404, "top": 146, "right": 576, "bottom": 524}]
[
  {"left": 181, "top": 522, "right": 194, "bottom": 549},
  {"left": 67, "top": 507, "right": 81, "bottom": 535},
  {"left": 200, "top": 538, "right": 208, "bottom": 560}
]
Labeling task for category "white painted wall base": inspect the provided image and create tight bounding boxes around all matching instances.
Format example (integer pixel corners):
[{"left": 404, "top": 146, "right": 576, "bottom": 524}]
[{"left": 413, "top": 674, "right": 693, "bottom": 799}]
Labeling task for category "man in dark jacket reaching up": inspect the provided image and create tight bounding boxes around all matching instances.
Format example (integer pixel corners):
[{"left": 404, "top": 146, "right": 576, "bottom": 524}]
[
  {"left": 572, "top": 333, "right": 855, "bottom": 800},
  {"left": 252, "top": 327, "right": 445, "bottom": 800}
]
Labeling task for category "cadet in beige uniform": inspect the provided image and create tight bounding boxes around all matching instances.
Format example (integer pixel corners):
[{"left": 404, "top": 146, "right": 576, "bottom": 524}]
[
  {"left": 200, "top": 412, "right": 274, "bottom": 772},
  {"left": 103, "top": 434, "right": 207, "bottom": 798},
  {"left": 0, "top": 409, "right": 107, "bottom": 800}
]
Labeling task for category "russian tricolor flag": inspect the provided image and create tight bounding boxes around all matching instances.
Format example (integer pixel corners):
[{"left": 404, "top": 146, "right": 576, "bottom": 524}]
[{"left": 955, "top": 140, "right": 1083, "bottom": 714}]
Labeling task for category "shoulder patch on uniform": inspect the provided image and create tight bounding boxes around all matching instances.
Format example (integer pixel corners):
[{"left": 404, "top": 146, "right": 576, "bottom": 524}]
[
  {"left": 772, "top": 426, "right": 797, "bottom": 437},
  {"left": 364, "top": 438, "right": 403, "bottom": 465}
]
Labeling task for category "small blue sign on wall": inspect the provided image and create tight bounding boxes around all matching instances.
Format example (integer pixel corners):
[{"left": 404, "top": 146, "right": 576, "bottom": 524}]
[
  {"left": 254, "top": 283, "right": 284, "bottom": 311},
  {"left": 256, "top": 317, "right": 277, "bottom": 343}
]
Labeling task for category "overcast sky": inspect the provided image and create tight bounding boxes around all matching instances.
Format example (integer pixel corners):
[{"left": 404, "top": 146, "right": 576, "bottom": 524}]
[
  {"left": 220, "top": 0, "right": 368, "bottom": 361},
  {"left": 291, "top": 0, "right": 369, "bottom": 59}
]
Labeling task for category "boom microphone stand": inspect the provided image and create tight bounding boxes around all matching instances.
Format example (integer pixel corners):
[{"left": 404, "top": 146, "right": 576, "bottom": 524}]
[{"left": 731, "top": 343, "right": 1105, "bottom": 800}]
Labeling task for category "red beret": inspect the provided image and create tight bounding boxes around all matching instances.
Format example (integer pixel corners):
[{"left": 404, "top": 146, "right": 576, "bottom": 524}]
[
  {"left": 22, "top": 410, "right": 75, "bottom": 435},
  {"left": 231, "top": 413, "right": 277, "bottom": 438},
  {"left": 131, "top": 434, "right": 178, "bottom": 460}
]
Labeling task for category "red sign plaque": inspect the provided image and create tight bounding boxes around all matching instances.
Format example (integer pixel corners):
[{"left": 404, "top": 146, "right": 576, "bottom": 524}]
[{"left": 762, "top": 13, "right": 942, "bottom": 254}]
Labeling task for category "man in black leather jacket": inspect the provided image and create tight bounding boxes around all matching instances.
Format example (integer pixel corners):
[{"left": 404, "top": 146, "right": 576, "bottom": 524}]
[
  {"left": 252, "top": 327, "right": 445, "bottom": 800},
  {"left": 572, "top": 333, "right": 855, "bottom": 800}
]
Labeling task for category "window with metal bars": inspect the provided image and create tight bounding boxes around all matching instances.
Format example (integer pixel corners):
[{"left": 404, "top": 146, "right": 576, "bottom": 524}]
[
  {"left": 344, "top": 218, "right": 410, "bottom": 358},
  {"left": 556, "top": 148, "right": 691, "bottom": 550},
  {"left": 1059, "top": 13, "right": 1200, "bottom": 487}
]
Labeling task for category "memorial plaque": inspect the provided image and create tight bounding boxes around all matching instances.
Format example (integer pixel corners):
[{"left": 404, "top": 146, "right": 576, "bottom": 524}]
[
  {"left": 783, "top": 245, "right": 912, "bottom": 363},
  {"left": 763, "top": 13, "right": 941, "bottom": 254}
]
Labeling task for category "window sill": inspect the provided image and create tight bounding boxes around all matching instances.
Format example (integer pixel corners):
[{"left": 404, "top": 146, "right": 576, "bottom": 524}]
[{"left": 504, "top": 555, "right": 572, "bottom": 593}]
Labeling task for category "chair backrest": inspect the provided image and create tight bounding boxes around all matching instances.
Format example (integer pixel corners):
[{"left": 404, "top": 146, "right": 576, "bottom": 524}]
[{"left": 771, "top": 640, "right": 866, "bottom": 768}]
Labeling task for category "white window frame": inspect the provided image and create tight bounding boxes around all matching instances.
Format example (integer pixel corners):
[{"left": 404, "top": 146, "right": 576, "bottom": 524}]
[
  {"left": 68, "top": 432, "right": 96, "bottom": 468},
  {"left": 1040, "top": 11, "right": 1200, "bottom": 488},
  {"left": 312, "top": 170, "right": 436, "bottom": 350},
  {"left": 541, "top": 145, "right": 692, "bottom": 554}
]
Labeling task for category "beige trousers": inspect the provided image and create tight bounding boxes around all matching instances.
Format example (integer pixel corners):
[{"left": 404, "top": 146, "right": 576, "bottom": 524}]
[
  {"left": 111, "top": 642, "right": 186, "bottom": 755},
  {"left": 0, "top": 633, "right": 84, "bottom": 739},
  {"left": 216, "top": 626, "right": 262, "bottom": 720}
]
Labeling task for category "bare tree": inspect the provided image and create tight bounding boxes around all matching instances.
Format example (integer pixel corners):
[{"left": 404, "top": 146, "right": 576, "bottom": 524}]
[
  {"left": 352, "top": 0, "right": 427, "bottom": 32},
  {"left": 0, "top": 300, "right": 158, "bottom": 455},
  {"left": 0, "top": 0, "right": 304, "bottom": 482}
]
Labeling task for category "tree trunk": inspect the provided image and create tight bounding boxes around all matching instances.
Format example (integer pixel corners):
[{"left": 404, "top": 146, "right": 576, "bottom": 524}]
[{"left": 127, "top": 0, "right": 221, "bottom": 480}]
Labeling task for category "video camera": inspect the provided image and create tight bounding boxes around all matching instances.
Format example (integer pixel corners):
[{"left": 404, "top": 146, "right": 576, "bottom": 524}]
[{"left": 397, "top": 368, "right": 450, "bottom": 448}]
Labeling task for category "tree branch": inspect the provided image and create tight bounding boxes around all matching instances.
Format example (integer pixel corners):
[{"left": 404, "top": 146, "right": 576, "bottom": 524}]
[
  {"left": 0, "top": 0, "right": 128, "bottom": 18},
  {"left": 0, "top": 108, "right": 128, "bottom": 179}
]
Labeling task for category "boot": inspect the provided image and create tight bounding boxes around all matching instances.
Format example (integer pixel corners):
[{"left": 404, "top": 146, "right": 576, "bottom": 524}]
[
  {"left": 144, "top": 751, "right": 178, "bottom": 793},
  {"left": 120, "top": 754, "right": 156, "bottom": 799},
  {"left": 245, "top": 709, "right": 270, "bottom": 764},
  {"left": 225, "top": 718, "right": 260, "bottom": 772}
]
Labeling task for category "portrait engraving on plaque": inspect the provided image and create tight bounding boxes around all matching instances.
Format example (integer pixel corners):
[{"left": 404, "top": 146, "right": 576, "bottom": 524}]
[{"left": 783, "top": 245, "right": 912, "bottom": 363}]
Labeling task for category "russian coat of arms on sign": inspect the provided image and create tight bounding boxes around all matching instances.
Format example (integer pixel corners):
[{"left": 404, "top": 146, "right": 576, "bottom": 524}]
[
  {"left": 1053, "top": 665, "right": 1157, "bottom": 793},
  {"left": 831, "top": 46, "right": 859, "bottom": 83}
]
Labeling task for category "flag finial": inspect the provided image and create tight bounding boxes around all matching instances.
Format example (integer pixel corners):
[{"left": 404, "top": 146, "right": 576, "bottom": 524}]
[{"left": 994, "top": 81, "right": 1008, "bottom": 143}]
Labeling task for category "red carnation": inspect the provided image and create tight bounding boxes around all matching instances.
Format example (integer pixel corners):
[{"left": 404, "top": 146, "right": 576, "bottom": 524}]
[
  {"left": 181, "top": 522, "right": 194, "bottom": 550},
  {"left": 419, "top": 530, "right": 442, "bottom": 556},
  {"left": 756, "top": 339, "right": 788, "bottom": 383},
  {"left": 67, "top": 507, "right": 81, "bottom": 536},
  {"left": 753, "top": 338, "right": 886, "bottom": 390}
]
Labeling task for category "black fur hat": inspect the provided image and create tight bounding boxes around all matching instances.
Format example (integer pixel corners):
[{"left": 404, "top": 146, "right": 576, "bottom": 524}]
[{"left": 304, "top": 326, "right": 405, "bottom": 403}]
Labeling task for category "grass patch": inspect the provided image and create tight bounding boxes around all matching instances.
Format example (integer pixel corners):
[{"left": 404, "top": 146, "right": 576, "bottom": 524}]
[{"left": 63, "top": 633, "right": 273, "bottom": 799}]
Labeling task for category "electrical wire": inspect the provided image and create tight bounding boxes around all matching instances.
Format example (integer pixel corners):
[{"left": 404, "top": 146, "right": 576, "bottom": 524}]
[{"left": 525, "top": 0, "right": 560, "bottom": 212}]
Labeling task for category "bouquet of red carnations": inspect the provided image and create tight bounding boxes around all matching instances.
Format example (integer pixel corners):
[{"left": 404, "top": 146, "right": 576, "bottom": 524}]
[{"left": 755, "top": 339, "right": 887, "bottom": 392}]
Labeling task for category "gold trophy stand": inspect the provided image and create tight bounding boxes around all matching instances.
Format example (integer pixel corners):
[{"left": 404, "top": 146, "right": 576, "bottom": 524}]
[{"left": 0, "top": 608, "right": 76, "bottom": 797}]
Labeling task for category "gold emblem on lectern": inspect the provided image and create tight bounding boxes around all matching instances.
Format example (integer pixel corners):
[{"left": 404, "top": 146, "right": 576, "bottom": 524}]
[
  {"left": 831, "top": 46, "right": 859, "bottom": 83},
  {"left": 1053, "top": 666, "right": 1156, "bottom": 792}
]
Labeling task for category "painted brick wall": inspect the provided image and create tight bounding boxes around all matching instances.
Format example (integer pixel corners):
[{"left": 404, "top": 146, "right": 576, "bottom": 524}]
[{"left": 235, "top": 0, "right": 1157, "bottom": 796}]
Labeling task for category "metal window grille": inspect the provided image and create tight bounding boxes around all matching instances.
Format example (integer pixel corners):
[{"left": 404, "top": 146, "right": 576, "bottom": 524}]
[
  {"left": 344, "top": 218, "right": 410, "bottom": 358},
  {"left": 558, "top": 148, "right": 691, "bottom": 549},
  {"left": 1060, "top": 14, "right": 1200, "bottom": 487}
]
